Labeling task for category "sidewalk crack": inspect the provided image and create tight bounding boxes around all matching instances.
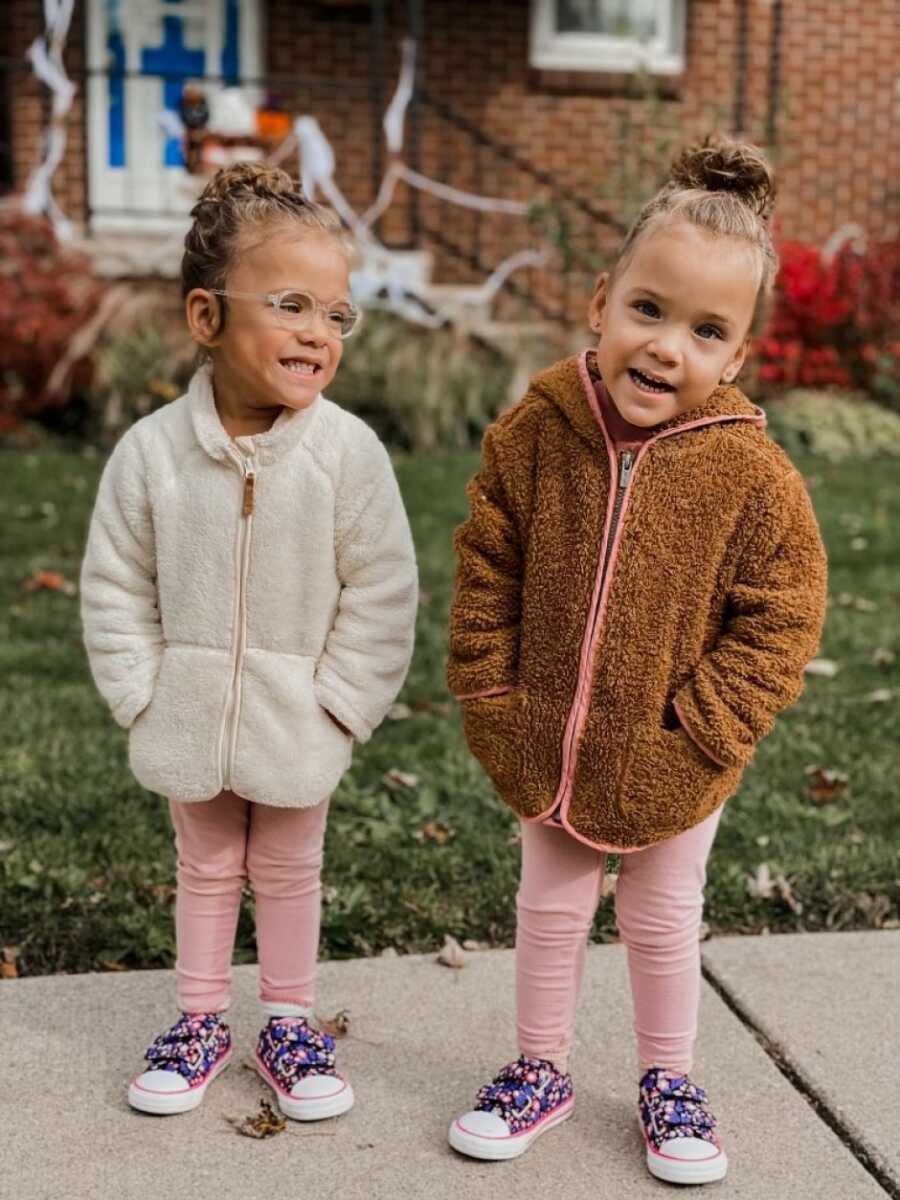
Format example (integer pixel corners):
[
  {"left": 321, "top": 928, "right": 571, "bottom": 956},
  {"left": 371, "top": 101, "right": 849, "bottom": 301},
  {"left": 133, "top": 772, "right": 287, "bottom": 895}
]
[{"left": 701, "top": 959, "right": 898, "bottom": 1198}]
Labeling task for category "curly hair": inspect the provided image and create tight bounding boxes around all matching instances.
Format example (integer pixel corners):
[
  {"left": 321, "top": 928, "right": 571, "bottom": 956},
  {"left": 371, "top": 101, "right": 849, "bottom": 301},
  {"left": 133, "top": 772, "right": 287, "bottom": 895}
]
[
  {"left": 612, "top": 135, "right": 778, "bottom": 334},
  {"left": 181, "top": 161, "right": 353, "bottom": 334}
]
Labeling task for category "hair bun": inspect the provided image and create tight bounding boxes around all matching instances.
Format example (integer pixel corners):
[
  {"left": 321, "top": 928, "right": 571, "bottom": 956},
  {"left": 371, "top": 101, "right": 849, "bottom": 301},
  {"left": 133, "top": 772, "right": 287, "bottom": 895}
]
[
  {"left": 196, "top": 161, "right": 301, "bottom": 206},
  {"left": 670, "top": 135, "right": 775, "bottom": 219}
]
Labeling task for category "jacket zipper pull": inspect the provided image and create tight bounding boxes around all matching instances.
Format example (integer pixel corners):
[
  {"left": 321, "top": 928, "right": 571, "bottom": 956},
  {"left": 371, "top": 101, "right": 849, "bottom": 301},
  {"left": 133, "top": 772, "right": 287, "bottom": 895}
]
[
  {"left": 618, "top": 449, "right": 635, "bottom": 490},
  {"left": 242, "top": 468, "right": 255, "bottom": 516}
]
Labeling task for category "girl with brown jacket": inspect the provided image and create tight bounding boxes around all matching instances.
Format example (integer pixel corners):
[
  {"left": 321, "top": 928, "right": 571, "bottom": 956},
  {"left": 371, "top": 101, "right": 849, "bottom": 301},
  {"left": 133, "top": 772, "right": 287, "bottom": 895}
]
[{"left": 445, "top": 138, "right": 827, "bottom": 1184}]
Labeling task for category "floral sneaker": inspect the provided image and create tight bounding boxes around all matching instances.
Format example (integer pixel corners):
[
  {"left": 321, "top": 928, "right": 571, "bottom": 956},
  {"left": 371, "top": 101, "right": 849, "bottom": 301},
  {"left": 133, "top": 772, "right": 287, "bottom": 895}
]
[
  {"left": 254, "top": 1016, "right": 354, "bottom": 1121},
  {"left": 638, "top": 1067, "right": 727, "bottom": 1184},
  {"left": 448, "top": 1055, "right": 574, "bottom": 1161},
  {"left": 127, "top": 1012, "right": 232, "bottom": 1115}
]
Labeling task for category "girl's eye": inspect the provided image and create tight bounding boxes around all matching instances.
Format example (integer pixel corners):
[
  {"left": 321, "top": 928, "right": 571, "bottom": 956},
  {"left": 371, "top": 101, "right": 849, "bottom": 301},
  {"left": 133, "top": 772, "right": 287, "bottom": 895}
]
[
  {"left": 328, "top": 311, "right": 347, "bottom": 327},
  {"left": 696, "top": 323, "right": 724, "bottom": 340},
  {"left": 632, "top": 300, "right": 659, "bottom": 318}
]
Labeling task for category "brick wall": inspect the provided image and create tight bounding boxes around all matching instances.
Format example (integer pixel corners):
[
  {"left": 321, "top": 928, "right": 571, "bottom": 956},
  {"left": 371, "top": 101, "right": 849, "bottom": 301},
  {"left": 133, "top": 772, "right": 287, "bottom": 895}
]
[{"left": 6, "top": 0, "right": 898, "bottom": 278}]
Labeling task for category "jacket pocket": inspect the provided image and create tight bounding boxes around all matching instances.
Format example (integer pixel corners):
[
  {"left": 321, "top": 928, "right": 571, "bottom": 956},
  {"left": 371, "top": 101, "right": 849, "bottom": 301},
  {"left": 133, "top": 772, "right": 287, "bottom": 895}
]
[
  {"left": 230, "top": 648, "right": 353, "bottom": 807},
  {"left": 461, "top": 689, "right": 527, "bottom": 798},
  {"left": 128, "top": 644, "right": 232, "bottom": 800},
  {"left": 626, "top": 722, "right": 739, "bottom": 841}
]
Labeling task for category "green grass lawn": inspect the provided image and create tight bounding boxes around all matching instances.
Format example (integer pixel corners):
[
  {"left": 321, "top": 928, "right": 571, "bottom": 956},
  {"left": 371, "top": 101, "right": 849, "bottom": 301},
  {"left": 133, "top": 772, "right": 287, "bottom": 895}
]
[{"left": 1, "top": 446, "right": 898, "bottom": 976}]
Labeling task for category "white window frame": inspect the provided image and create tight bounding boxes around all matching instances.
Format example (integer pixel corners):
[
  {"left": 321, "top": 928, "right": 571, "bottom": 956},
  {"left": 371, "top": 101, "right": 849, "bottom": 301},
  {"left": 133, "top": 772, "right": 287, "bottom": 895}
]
[{"left": 529, "top": 0, "right": 686, "bottom": 74}]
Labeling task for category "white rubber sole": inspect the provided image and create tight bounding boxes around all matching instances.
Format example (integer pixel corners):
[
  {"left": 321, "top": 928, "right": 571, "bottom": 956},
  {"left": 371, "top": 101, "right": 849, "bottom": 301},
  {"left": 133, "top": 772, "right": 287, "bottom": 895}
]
[
  {"left": 254, "top": 1052, "right": 354, "bottom": 1121},
  {"left": 127, "top": 1046, "right": 233, "bottom": 1115},
  {"left": 641, "top": 1121, "right": 728, "bottom": 1185},
  {"left": 449, "top": 1098, "right": 574, "bottom": 1161}
]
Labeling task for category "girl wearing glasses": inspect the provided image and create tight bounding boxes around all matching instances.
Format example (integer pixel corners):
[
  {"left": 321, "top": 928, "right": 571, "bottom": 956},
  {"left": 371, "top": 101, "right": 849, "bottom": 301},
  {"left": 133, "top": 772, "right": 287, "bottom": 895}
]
[{"left": 80, "top": 162, "right": 417, "bottom": 1121}]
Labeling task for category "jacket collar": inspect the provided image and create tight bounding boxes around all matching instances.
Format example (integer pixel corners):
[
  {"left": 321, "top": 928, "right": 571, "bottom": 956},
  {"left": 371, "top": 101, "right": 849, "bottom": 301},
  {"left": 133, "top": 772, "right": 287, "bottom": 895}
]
[
  {"left": 188, "top": 362, "right": 321, "bottom": 464},
  {"left": 533, "top": 351, "right": 765, "bottom": 451}
]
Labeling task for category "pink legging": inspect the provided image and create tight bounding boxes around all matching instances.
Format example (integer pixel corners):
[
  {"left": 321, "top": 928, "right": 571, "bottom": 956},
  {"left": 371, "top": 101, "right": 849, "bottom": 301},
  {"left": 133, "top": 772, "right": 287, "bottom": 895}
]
[
  {"left": 516, "top": 807, "right": 722, "bottom": 1075},
  {"left": 168, "top": 790, "right": 329, "bottom": 1016}
]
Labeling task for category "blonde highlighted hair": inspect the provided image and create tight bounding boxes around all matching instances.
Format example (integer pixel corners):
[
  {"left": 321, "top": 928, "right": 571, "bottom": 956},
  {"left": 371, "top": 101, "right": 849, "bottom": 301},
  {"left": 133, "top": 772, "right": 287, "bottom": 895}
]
[
  {"left": 613, "top": 135, "right": 778, "bottom": 334},
  {"left": 181, "top": 161, "right": 353, "bottom": 332}
]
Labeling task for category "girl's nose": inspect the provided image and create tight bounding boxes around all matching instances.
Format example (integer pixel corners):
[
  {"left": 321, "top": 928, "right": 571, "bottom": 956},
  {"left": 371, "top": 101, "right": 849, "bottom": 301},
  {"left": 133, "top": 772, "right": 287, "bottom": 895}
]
[{"left": 647, "top": 333, "right": 680, "bottom": 365}]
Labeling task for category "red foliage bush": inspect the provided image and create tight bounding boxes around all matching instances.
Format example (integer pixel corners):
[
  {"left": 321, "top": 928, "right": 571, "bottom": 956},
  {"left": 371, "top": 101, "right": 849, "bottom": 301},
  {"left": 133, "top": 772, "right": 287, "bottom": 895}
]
[
  {"left": 756, "top": 235, "right": 900, "bottom": 398},
  {"left": 0, "top": 210, "right": 106, "bottom": 432}
]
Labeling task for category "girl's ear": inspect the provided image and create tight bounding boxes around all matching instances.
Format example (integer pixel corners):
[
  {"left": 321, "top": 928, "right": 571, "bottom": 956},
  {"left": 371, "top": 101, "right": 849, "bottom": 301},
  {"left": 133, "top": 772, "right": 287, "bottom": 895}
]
[
  {"left": 721, "top": 336, "right": 751, "bottom": 384},
  {"left": 587, "top": 273, "right": 609, "bottom": 334},
  {"left": 185, "top": 289, "right": 222, "bottom": 348}
]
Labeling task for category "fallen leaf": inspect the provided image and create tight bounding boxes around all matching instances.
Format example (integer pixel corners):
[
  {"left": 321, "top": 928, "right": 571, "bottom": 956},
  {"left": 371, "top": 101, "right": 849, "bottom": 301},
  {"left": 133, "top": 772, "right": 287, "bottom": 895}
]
[
  {"left": 387, "top": 702, "right": 413, "bottom": 721},
  {"left": 871, "top": 647, "right": 895, "bottom": 667},
  {"left": 698, "top": 921, "right": 711, "bottom": 942},
  {"left": 379, "top": 946, "right": 398, "bottom": 958},
  {"left": 414, "top": 820, "right": 453, "bottom": 845},
  {"left": 97, "top": 959, "right": 128, "bottom": 972},
  {"left": 746, "top": 862, "right": 775, "bottom": 899},
  {"left": 321, "top": 884, "right": 338, "bottom": 905},
  {"left": 775, "top": 875, "right": 803, "bottom": 915},
  {"left": 228, "top": 1099, "right": 286, "bottom": 1139},
  {"left": 600, "top": 872, "right": 618, "bottom": 898},
  {"left": 850, "top": 536, "right": 868, "bottom": 551},
  {"left": 835, "top": 593, "right": 878, "bottom": 612},
  {"left": 746, "top": 864, "right": 802, "bottom": 914},
  {"left": 317, "top": 1008, "right": 351, "bottom": 1038},
  {"left": 22, "top": 569, "right": 76, "bottom": 596},
  {"left": 382, "top": 769, "right": 419, "bottom": 791},
  {"left": 436, "top": 934, "right": 466, "bottom": 969},
  {"left": 1, "top": 946, "right": 20, "bottom": 979},
  {"left": 864, "top": 688, "right": 895, "bottom": 704},
  {"left": 805, "top": 766, "right": 849, "bottom": 804},
  {"left": 805, "top": 658, "right": 840, "bottom": 678},
  {"left": 854, "top": 892, "right": 894, "bottom": 929},
  {"left": 461, "top": 939, "right": 491, "bottom": 951}
]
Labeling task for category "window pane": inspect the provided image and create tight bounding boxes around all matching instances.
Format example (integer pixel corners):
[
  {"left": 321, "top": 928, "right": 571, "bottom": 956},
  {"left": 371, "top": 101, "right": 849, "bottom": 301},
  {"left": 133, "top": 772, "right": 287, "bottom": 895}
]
[{"left": 555, "top": 0, "right": 658, "bottom": 40}]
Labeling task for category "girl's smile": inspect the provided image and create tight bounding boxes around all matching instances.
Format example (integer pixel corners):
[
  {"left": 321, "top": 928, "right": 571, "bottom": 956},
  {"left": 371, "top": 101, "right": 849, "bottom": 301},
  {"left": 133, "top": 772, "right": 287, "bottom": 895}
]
[
  {"left": 188, "top": 229, "right": 351, "bottom": 437},
  {"left": 589, "top": 221, "right": 759, "bottom": 426}
]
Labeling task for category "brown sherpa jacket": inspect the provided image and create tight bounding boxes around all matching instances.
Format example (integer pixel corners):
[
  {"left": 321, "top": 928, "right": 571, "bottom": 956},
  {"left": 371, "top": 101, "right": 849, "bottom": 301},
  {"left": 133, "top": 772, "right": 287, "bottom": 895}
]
[{"left": 447, "top": 351, "right": 828, "bottom": 851}]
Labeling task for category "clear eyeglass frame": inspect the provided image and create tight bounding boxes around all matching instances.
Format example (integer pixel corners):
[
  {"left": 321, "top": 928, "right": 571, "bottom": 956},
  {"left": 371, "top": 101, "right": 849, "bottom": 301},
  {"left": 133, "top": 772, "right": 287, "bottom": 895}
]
[{"left": 209, "top": 288, "right": 362, "bottom": 339}]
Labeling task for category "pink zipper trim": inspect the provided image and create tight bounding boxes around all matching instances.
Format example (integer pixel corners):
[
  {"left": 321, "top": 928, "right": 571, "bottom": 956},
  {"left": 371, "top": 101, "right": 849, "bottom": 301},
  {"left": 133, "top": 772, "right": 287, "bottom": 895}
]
[
  {"left": 455, "top": 685, "right": 515, "bottom": 702},
  {"left": 527, "top": 351, "right": 763, "bottom": 848},
  {"left": 672, "top": 698, "right": 730, "bottom": 767}
]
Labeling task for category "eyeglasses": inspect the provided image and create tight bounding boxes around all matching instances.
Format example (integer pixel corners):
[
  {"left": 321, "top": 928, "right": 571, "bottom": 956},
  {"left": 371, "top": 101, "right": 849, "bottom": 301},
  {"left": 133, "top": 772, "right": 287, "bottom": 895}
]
[{"left": 210, "top": 288, "right": 362, "bottom": 339}]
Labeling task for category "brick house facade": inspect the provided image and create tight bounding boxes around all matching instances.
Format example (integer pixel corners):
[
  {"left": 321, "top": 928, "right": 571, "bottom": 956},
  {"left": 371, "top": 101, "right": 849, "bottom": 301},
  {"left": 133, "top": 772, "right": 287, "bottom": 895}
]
[{"left": 3, "top": 0, "right": 897, "bottom": 306}]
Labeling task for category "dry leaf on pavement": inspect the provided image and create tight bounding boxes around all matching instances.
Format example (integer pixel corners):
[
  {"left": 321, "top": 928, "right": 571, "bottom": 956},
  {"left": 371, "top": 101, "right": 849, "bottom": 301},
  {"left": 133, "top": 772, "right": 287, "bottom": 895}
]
[
  {"left": 228, "top": 1099, "right": 286, "bottom": 1139},
  {"left": 1, "top": 946, "right": 20, "bottom": 979},
  {"left": 318, "top": 1008, "right": 351, "bottom": 1038},
  {"left": 436, "top": 935, "right": 466, "bottom": 969}
]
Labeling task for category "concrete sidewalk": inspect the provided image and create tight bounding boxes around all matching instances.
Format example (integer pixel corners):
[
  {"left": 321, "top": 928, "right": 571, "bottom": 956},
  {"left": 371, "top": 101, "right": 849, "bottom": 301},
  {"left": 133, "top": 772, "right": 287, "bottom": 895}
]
[{"left": 2, "top": 932, "right": 897, "bottom": 1200}]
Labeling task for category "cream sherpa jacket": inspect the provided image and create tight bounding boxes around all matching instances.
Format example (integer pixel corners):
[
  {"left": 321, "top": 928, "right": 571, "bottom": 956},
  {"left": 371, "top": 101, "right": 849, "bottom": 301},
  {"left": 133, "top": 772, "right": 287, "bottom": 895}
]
[{"left": 81, "top": 364, "right": 418, "bottom": 807}]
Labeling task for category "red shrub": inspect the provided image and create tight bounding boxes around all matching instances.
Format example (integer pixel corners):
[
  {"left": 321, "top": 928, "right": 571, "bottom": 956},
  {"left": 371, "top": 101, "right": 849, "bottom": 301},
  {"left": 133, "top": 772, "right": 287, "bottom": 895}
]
[
  {"left": 0, "top": 211, "right": 106, "bottom": 432},
  {"left": 755, "top": 236, "right": 900, "bottom": 397}
]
